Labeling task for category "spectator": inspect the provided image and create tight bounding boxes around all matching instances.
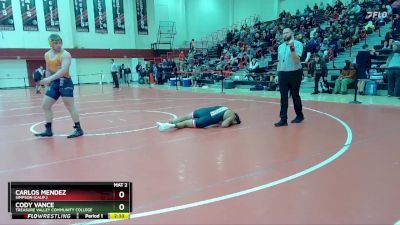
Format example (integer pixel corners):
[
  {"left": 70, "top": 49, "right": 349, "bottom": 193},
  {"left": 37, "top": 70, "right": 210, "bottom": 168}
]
[
  {"left": 296, "top": 9, "right": 301, "bottom": 17},
  {"left": 383, "top": 41, "right": 400, "bottom": 97},
  {"left": 350, "top": 25, "right": 360, "bottom": 43},
  {"left": 135, "top": 62, "right": 142, "bottom": 74},
  {"left": 189, "top": 39, "right": 196, "bottom": 52},
  {"left": 384, "top": 28, "right": 397, "bottom": 49},
  {"left": 275, "top": 30, "right": 283, "bottom": 42},
  {"left": 124, "top": 66, "right": 131, "bottom": 83},
  {"left": 350, "top": 2, "right": 361, "bottom": 15},
  {"left": 139, "top": 67, "right": 148, "bottom": 84},
  {"left": 162, "top": 58, "right": 168, "bottom": 74},
  {"left": 33, "top": 66, "right": 44, "bottom": 94},
  {"left": 305, "top": 37, "right": 318, "bottom": 62},
  {"left": 320, "top": 39, "right": 330, "bottom": 57},
  {"left": 162, "top": 59, "right": 170, "bottom": 81},
  {"left": 305, "top": 4, "right": 312, "bottom": 14},
  {"left": 356, "top": 44, "right": 378, "bottom": 94},
  {"left": 226, "top": 30, "right": 234, "bottom": 44},
  {"left": 386, "top": 4, "right": 393, "bottom": 15},
  {"left": 178, "top": 51, "right": 185, "bottom": 70},
  {"left": 331, "top": 10, "right": 340, "bottom": 22},
  {"left": 365, "top": 21, "right": 375, "bottom": 33},
  {"left": 217, "top": 43, "right": 223, "bottom": 58},
  {"left": 334, "top": 60, "right": 356, "bottom": 94},
  {"left": 156, "top": 63, "right": 164, "bottom": 85},
  {"left": 152, "top": 63, "right": 158, "bottom": 83},
  {"left": 110, "top": 59, "right": 119, "bottom": 88},
  {"left": 313, "top": 3, "right": 319, "bottom": 12},
  {"left": 310, "top": 54, "right": 328, "bottom": 94},
  {"left": 258, "top": 55, "right": 269, "bottom": 71},
  {"left": 326, "top": 3, "right": 333, "bottom": 12},
  {"left": 248, "top": 58, "right": 259, "bottom": 73},
  {"left": 334, "top": 0, "right": 344, "bottom": 10},
  {"left": 319, "top": 2, "right": 325, "bottom": 10},
  {"left": 119, "top": 64, "right": 125, "bottom": 83},
  {"left": 393, "top": 14, "right": 400, "bottom": 34},
  {"left": 169, "top": 58, "right": 176, "bottom": 74},
  {"left": 188, "top": 66, "right": 199, "bottom": 87}
]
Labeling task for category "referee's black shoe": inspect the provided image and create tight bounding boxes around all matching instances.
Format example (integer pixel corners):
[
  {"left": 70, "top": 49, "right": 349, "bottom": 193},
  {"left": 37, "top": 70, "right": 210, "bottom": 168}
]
[
  {"left": 274, "top": 120, "right": 288, "bottom": 127},
  {"left": 291, "top": 116, "right": 304, "bottom": 124}
]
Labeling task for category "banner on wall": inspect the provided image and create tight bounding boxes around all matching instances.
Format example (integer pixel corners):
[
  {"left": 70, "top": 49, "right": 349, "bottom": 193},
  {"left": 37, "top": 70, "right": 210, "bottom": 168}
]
[
  {"left": 93, "top": 0, "right": 107, "bottom": 33},
  {"left": 20, "top": 0, "right": 38, "bottom": 31},
  {"left": 43, "top": 0, "right": 60, "bottom": 31},
  {"left": 112, "top": 0, "right": 125, "bottom": 34},
  {"left": 0, "top": 0, "right": 15, "bottom": 30},
  {"left": 136, "top": 0, "right": 148, "bottom": 35},
  {"left": 73, "top": 0, "right": 89, "bottom": 32}
]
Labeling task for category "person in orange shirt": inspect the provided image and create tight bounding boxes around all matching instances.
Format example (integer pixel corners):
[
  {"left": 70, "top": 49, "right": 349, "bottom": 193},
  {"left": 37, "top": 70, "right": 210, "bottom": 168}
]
[
  {"left": 333, "top": 60, "right": 356, "bottom": 94},
  {"left": 178, "top": 51, "right": 185, "bottom": 61},
  {"left": 34, "top": 34, "right": 84, "bottom": 138},
  {"left": 178, "top": 51, "right": 185, "bottom": 71}
]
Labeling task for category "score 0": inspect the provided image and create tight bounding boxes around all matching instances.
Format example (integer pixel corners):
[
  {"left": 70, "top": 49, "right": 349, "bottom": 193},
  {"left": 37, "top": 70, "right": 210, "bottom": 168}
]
[{"left": 113, "top": 182, "right": 129, "bottom": 211}]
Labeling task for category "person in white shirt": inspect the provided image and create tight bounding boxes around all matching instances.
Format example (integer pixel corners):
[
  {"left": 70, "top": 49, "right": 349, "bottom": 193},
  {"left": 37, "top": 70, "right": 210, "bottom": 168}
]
[
  {"left": 382, "top": 41, "right": 400, "bottom": 97},
  {"left": 110, "top": 59, "right": 119, "bottom": 88},
  {"left": 33, "top": 66, "right": 44, "bottom": 94},
  {"left": 275, "top": 28, "right": 304, "bottom": 127},
  {"left": 248, "top": 58, "right": 259, "bottom": 72}
]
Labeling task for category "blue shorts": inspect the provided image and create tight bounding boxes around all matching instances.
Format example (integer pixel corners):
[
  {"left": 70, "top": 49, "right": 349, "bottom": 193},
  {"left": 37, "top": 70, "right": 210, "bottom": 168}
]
[
  {"left": 192, "top": 106, "right": 228, "bottom": 128},
  {"left": 45, "top": 78, "right": 74, "bottom": 100}
]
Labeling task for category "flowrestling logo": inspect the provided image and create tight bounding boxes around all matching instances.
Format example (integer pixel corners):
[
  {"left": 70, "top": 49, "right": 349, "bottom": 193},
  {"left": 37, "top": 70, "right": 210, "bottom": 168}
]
[{"left": 366, "top": 11, "right": 388, "bottom": 19}]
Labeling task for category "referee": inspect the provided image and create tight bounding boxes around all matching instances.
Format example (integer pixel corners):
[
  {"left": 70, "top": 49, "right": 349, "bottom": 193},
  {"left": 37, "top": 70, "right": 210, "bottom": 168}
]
[
  {"left": 110, "top": 59, "right": 119, "bottom": 88},
  {"left": 274, "top": 28, "right": 304, "bottom": 127}
]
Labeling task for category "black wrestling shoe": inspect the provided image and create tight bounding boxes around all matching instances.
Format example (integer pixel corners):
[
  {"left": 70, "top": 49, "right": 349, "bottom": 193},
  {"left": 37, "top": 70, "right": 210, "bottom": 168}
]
[
  {"left": 67, "top": 126, "right": 84, "bottom": 138},
  {"left": 274, "top": 120, "right": 288, "bottom": 127},
  {"left": 34, "top": 130, "right": 53, "bottom": 137},
  {"left": 291, "top": 117, "right": 304, "bottom": 124},
  {"left": 34, "top": 123, "right": 53, "bottom": 137}
]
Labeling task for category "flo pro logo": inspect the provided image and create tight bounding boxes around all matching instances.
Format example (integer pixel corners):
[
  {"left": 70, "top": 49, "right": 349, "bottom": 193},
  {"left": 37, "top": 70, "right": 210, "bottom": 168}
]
[{"left": 366, "top": 11, "right": 388, "bottom": 19}]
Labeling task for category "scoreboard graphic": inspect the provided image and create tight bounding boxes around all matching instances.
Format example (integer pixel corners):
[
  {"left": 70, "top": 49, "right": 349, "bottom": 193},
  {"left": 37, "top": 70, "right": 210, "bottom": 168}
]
[{"left": 8, "top": 182, "right": 132, "bottom": 220}]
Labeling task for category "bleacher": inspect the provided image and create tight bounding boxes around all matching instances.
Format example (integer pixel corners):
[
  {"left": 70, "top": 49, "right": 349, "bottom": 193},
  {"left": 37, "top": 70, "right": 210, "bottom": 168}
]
[{"left": 159, "top": 0, "right": 398, "bottom": 95}]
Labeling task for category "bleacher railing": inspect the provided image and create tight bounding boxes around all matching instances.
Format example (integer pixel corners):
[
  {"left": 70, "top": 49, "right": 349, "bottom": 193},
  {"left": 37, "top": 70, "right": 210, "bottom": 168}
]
[
  {"left": 196, "top": 15, "right": 259, "bottom": 49},
  {"left": 0, "top": 72, "right": 132, "bottom": 89},
  {"left": 0, "top": 77, "right": 28, "bottom": 89},
  {"left": 149, "top": 67, "right": 393, "bottom": 100}
]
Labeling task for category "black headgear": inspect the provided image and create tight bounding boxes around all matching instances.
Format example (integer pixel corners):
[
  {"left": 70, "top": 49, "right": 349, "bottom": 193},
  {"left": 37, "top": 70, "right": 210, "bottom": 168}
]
[{"left": 234, "top": 113, "right": 241, "bottom": 124}]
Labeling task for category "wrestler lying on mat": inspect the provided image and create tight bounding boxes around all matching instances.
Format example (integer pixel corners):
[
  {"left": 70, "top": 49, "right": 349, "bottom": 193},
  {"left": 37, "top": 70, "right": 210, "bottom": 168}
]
[{"left": 157, "top": 105, "right": 241, "bottom": 131}]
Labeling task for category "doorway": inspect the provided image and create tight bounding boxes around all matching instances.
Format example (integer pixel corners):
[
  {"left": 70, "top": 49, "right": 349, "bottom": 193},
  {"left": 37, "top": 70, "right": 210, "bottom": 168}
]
[{"left": 26, "top": 60, "right": 46, "bottom": 87}]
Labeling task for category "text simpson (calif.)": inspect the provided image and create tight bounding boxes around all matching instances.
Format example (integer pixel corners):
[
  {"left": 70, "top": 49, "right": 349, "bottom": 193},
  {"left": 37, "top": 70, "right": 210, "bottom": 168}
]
[{"left": 14, "top": 190, "right": 67, "bottom": 196}]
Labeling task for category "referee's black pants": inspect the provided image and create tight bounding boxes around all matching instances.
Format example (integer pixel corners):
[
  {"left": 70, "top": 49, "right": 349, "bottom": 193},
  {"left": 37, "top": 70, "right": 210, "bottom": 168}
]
[
  {"left": 278, "top": 69, "right": 304, "bottom": 121},
  {"left": 111, "top": 71, "right": 119, "bottom": 88}
]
